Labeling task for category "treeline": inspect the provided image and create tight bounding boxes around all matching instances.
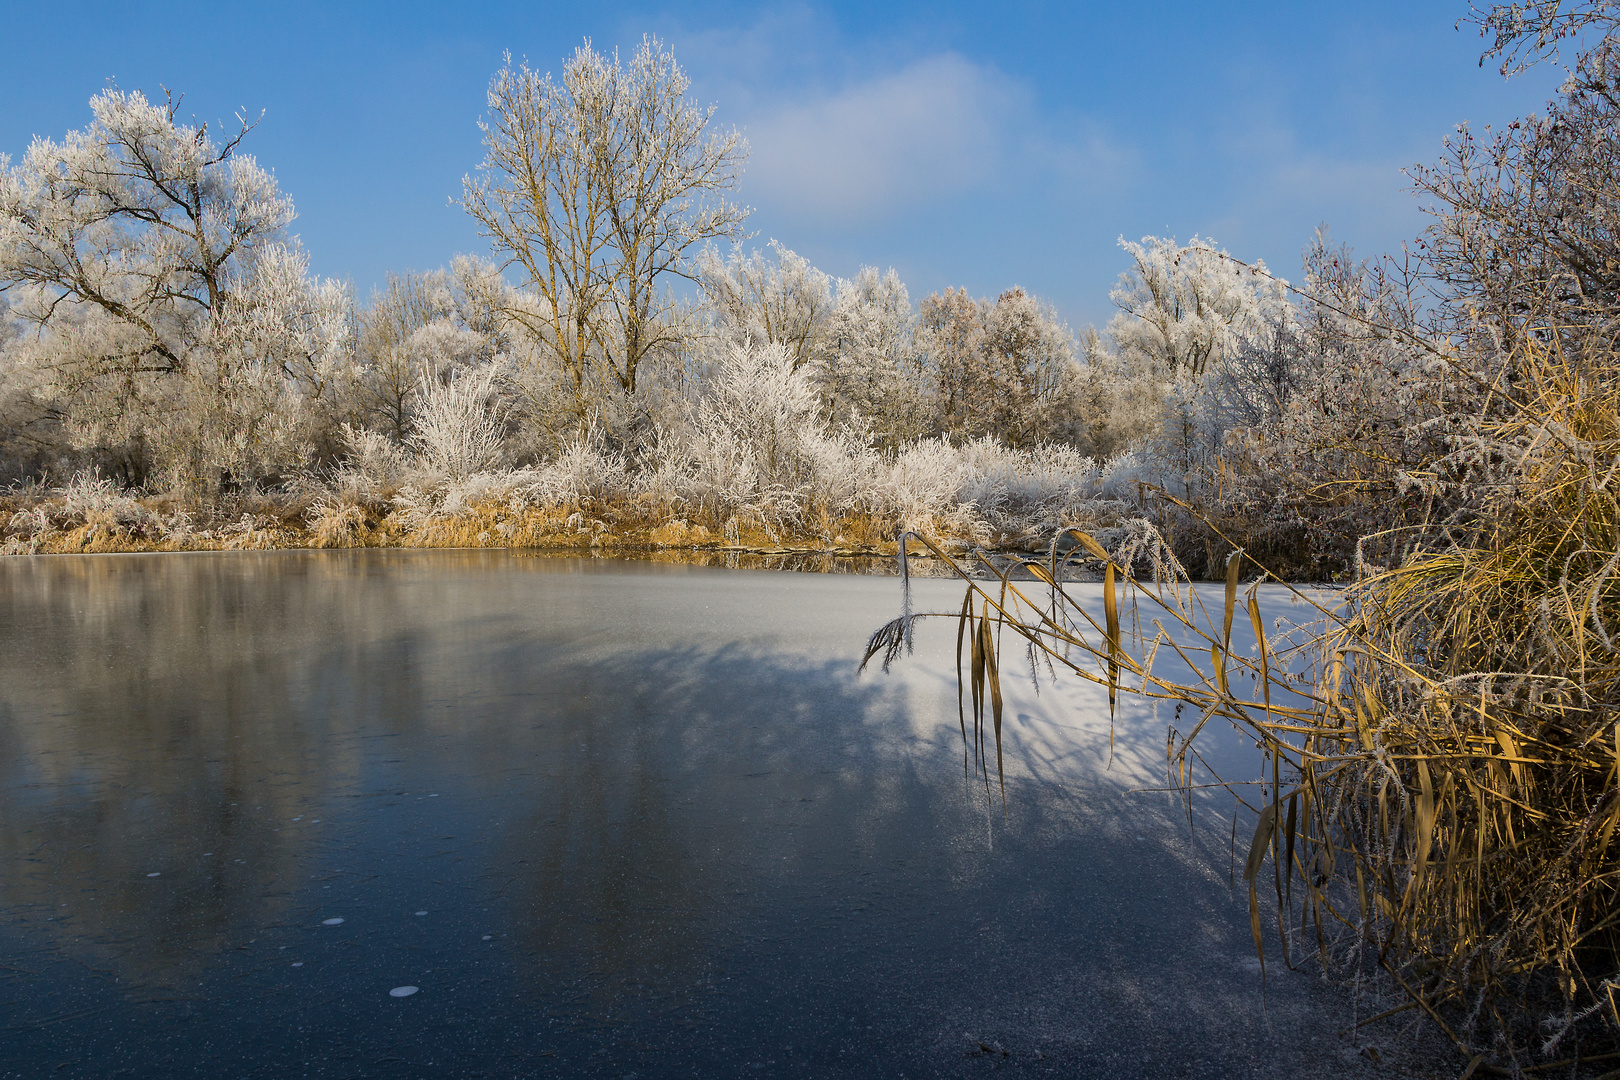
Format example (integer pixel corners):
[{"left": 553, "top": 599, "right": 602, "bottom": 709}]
[{"left": 0, "top": 22, "right": 1584, "bottom": 576}]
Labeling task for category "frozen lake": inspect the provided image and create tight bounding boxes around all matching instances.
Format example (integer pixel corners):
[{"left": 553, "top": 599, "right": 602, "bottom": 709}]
[{"left": 0, "top": 550, "right": 1392, "bottom": 1078}]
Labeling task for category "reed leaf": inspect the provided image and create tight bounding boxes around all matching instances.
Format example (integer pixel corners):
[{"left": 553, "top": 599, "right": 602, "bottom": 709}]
[{"left": 871, "top": 345, "right": 1620, "bottom": 1065}]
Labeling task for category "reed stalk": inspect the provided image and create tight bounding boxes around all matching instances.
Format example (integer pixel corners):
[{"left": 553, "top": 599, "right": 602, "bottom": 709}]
[{"left": 867, "top": 340, "right": 1620, "bottom": 1067}]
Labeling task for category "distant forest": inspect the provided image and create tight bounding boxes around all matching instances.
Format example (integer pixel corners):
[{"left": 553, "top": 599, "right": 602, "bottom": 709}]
[{"left": 0, "top": 9, "right": 1608, "bottom": 579}]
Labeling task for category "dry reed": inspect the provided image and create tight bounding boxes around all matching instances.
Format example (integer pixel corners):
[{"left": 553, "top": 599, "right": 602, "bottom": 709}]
[{"left": 868, "top": 342, "right": 1620, "bottom": 1070}]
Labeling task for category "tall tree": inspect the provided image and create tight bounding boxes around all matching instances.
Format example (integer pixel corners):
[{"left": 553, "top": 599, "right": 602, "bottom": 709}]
[
  {"left": 1106, "top": 236, "right": 1292, "bottom": 377},
  {"left": 921, "top": 286, "right": 1078, "bottom": 447},
  {"left": 463, "top": 37, "right": 747, "bottom": 405},
  {"left": 695, "top": 240, "right": 832, "bottom": 368},
  {"left": 0, "top": 88, "right": 349, "bottom": 487}
]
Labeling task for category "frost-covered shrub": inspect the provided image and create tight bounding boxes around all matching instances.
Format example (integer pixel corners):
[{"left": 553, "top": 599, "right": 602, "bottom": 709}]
[
  {"left": 1106, "top": 235, "right": 1294, "bottom": 378},
  {"left": 58, "top": 470, "right": 158, "bottom": 532},
  {"left": 293, "top": 424, "right": 418, "bottom": 533},
  {"left": 1096, "top": 448, "right": 1160, "bottom": 502},
  {"left": 0, "top": 469, "right": 206, "bottom": 551},
  {"left": 959, "top": 441, "right": 1102, "bottom": 521},
  {"left": 407, "top": 367, "right": 508, "bottom": 482},
  {"left": 631, "top": 431, "right": 686, "bottom": 512},
  {"left": 337, "top": 425, "right": 416, "bottom": 494},
  {"left": 3, "top": 501, "right": 55, "bottom": 553},
  {"left": 432, "top": 470, "right": 530, "bottom": 518},
  {"left": 512, "top": 431, "right": 633, "bottom": 511},
  {"left": 864, "top": 439, "right": 972, "bottom": 531},
  {"left": 674, "top": 341, "right": 856, "bottom": 527}
]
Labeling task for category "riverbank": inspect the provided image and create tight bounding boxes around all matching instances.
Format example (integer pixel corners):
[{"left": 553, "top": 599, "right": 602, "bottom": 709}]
[
  {"left": 1, "top": 493, "right": 927, "bottom": 557},
  {"left": 1, "top": 471, "right": 1129, "bottom": 564}
]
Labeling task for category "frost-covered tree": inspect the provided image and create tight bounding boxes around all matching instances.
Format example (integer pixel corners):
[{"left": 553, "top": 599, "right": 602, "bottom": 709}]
[
  {"left": 815, "top": 266, "right": 931, "bottom": 444},
  {"left": 356, "top": 261, "right": 516, "bottom": 443},
  {"left": 1411, "top": 10, "right": 1620, "bottom": 369},
  {"left": 0, "top": 295, "right": 60, "bottom": 480},
  {"left": 1067, "top": 327, "right": 1163, "bottom": 458},
  {"left": 1119, "top": 227, "right": 1446, "bottom": 576},
  {"left": 921, "top": 286, "right": 1078, "bottom": 447},
  {"left": 349, "top": 256, "right": 619, "bottom": 466},
  {"left": 463, "top": 37, "right": 748, "bottom": 405},
  {"left": 697, "top": 246, "right": 929, "bottom": 446},
  {"left": 192, "top": 242, "right": 355, "bottom": 483},
  {"left": 695, "top": 240, "right": 832, "bottom": 368},
  {"left": 1470, "top": 0, "right": 1620, "bottom": 76},
  {"left": 1107, "top": 236, "right": 1293, "bottom": 377},
  {"left": 0, "top": 88, "right": 351, "bottom": 488},
  {"left": 358, "top": 271, "right": 458, "bottom": 443}
]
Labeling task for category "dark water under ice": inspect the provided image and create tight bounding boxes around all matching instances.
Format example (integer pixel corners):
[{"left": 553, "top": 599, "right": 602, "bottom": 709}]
[{"left": 0, "top": 550, "right": 1395, "bottom": 1078}]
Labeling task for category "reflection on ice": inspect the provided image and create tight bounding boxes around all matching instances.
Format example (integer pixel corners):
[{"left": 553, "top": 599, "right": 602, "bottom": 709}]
[{"left": 0, "top": 550, "right": 1385, "bottom": 1079}]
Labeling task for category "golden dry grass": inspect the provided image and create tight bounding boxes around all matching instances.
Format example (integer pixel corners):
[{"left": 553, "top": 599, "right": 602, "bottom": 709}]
[
  {"left": 0, "top": 490, "right": 932, "bottom": 558},
  {"left": 868, "top": 344, "right": 1620, "bottom": 1068}
]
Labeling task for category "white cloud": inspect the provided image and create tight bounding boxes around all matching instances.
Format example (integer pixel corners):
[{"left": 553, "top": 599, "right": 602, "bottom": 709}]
[
  {"left": 657, "top": 9, "right": 1134, "bottom": 228},
  {"left": 740, "top": 53, "right": 1123, "bottom": 224}
]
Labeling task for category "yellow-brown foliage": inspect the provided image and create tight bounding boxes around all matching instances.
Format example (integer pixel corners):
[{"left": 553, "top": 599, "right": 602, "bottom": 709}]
[
  {"left": 1, "top": 488, "right": 973, "bottom": 558},
  {"left": 879, "top": 357, "right": 1620, "bottom": 1067}
]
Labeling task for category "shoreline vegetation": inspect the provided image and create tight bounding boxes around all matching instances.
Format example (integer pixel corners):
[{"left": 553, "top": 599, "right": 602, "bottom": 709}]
[
  {"left": 0, "top": 436, "right": 1143, "bottom": 564},
  {"left": 0, "top": 488, "right": 938, "bottom": 563},
  {"left": 862, "top": 5, "right": 1620, "bottom": 1066}
]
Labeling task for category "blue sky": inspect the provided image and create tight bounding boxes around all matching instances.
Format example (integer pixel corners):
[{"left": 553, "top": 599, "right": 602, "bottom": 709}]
[{"left": 0, "top": 1, "right": 1567, "bottom": 328}]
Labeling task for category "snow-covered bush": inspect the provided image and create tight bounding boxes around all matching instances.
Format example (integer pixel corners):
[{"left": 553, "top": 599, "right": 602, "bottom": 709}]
[
  {"left": 407, "top": 367, "right": 508, "bottom": 482},
  {"left": 511, "top": 431, "right": 633, "bottom": 511},
  {"left": 858, "top": 440, "right": 971, "bottom": 533},
  {"left": 674, "top": 341, "right": 856, "bottom": 527},
  {"left": 57, "top": 470, "right": 159, "bottom": 533}
]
